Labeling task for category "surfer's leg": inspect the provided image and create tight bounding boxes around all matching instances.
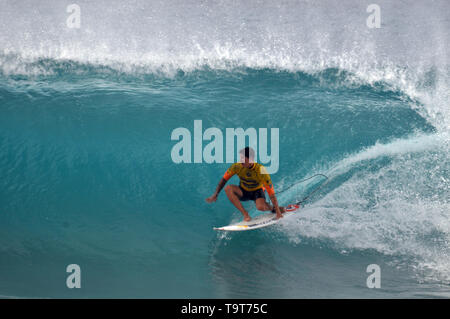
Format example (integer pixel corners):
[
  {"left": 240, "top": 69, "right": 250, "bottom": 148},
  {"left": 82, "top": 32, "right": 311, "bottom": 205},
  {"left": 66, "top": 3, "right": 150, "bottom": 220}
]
[
  {"left": 225, "top": 185, "right": 251, "bottom": 221},
  {"left": 255, "top": 195, "right": 285, "bottom": 214},
  {"left": 255, "top": 198, "right": 273, "bottom": 211}
]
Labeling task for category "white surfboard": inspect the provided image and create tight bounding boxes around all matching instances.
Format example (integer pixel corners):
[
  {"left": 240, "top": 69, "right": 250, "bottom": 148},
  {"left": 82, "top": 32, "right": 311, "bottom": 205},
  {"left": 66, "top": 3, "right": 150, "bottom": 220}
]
[{"left": 213, "top": 204, "right": 300, "bottom": 231}]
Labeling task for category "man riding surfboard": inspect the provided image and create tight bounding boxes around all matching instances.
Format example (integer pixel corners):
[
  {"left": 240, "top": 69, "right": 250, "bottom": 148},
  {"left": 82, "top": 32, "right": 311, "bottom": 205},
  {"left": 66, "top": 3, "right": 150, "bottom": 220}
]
[{"left": 206, "top": 147, "right": 285, "bottom": 221}]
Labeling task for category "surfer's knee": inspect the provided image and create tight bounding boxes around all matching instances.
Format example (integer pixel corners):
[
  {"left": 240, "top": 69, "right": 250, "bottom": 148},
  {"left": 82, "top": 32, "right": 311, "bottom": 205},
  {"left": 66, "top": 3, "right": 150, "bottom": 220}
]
[
  {"left": 224, "top": 185, "right": 234, "bottom": 196},
  {"left": 255, "top": 201, "right": 267, "bottom": 211}
]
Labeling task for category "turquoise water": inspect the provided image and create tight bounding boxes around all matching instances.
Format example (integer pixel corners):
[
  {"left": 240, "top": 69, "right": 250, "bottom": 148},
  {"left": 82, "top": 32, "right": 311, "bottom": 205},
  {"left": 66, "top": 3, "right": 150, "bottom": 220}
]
[{"left": 0, "top": 0, "right": 449, "bottom": 298}]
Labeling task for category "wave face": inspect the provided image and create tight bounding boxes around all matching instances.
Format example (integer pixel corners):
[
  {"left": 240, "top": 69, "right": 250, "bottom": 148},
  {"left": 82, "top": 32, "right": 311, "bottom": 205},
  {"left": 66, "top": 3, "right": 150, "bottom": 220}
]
[{"left": 0, "top": 0, "right": 449, "bottom": 298}]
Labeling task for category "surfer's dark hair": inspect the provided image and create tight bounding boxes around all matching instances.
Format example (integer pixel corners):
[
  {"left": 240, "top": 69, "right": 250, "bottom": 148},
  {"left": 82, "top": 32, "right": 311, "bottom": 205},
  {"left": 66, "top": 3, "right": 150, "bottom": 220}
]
[{"left": 240, "top": 147, "right": 255, "bottom": 159}]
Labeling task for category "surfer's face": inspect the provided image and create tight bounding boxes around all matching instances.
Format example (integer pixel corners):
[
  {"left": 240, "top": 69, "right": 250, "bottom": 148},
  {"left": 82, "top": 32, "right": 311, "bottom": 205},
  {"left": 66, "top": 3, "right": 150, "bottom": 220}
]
[{"left": 240, "top": 154, "right": 254, "bottom": 167}]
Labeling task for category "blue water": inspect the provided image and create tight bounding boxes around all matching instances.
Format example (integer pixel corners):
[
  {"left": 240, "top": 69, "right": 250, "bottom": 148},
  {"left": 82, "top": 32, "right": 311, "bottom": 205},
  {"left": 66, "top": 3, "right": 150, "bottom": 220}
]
[{"left": 1, "top": 0, "right": 449, "bottom": 298}]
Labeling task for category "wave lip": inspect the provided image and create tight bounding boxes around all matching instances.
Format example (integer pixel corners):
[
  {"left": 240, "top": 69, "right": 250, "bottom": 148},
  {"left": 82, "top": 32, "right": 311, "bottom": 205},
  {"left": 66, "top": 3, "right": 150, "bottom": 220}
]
[{"left": 2, "top": 46, "right": 449, "bottom": 133}]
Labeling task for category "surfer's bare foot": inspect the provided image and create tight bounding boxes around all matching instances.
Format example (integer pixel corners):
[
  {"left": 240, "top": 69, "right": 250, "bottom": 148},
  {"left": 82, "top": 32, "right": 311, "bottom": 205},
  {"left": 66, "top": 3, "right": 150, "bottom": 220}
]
[{"left": 243, "top": 214, "right": 251, "bottom": 222}]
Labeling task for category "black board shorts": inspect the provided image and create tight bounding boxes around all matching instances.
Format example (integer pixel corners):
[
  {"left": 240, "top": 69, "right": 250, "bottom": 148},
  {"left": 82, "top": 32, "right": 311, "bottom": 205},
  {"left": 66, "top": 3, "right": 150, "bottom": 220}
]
[{"left": 238, "top": 185, "right": 266, "bottom": 202}]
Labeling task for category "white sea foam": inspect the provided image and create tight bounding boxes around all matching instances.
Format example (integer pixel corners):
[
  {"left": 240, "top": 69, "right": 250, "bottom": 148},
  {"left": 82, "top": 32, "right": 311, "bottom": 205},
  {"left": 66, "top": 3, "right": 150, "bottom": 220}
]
[
  {"left": 281, "top": 132, "right": 450, "bottom": 283},
  {"left": 1, "top": 1, "right": 449, "bottom": 132}
]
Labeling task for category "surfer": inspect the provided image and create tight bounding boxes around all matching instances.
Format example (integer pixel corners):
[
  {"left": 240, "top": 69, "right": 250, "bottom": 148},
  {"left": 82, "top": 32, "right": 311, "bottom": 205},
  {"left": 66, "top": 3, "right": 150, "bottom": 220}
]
[{"left": 206, "top": 147, "right": 285, "bottom": 221}]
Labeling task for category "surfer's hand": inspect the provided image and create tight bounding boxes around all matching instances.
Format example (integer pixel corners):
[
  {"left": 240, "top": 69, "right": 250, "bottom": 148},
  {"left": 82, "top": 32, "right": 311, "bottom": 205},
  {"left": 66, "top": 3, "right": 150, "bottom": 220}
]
[
  {"left": 275, "top": 208, "right": 283, "bottom": 219},
  {"left": 206, "top": 194, "right": 218, "bottom": 203}
]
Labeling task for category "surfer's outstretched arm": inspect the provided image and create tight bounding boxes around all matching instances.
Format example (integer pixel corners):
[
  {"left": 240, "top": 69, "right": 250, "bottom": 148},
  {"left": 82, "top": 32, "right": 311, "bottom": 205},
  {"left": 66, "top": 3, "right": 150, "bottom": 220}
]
[
  {"left": 206, "top": 167, "right": 237, "bottom": 203},
  {"left": 206, "top": 178, "right": 227, "bottom": 203}
]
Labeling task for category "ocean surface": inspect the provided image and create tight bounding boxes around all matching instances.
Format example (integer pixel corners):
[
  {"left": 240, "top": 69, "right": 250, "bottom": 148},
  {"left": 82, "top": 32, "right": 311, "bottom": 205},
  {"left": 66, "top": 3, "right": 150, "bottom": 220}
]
[{"left": 0, "top": 0, "right": 449, "bottom": 298}]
